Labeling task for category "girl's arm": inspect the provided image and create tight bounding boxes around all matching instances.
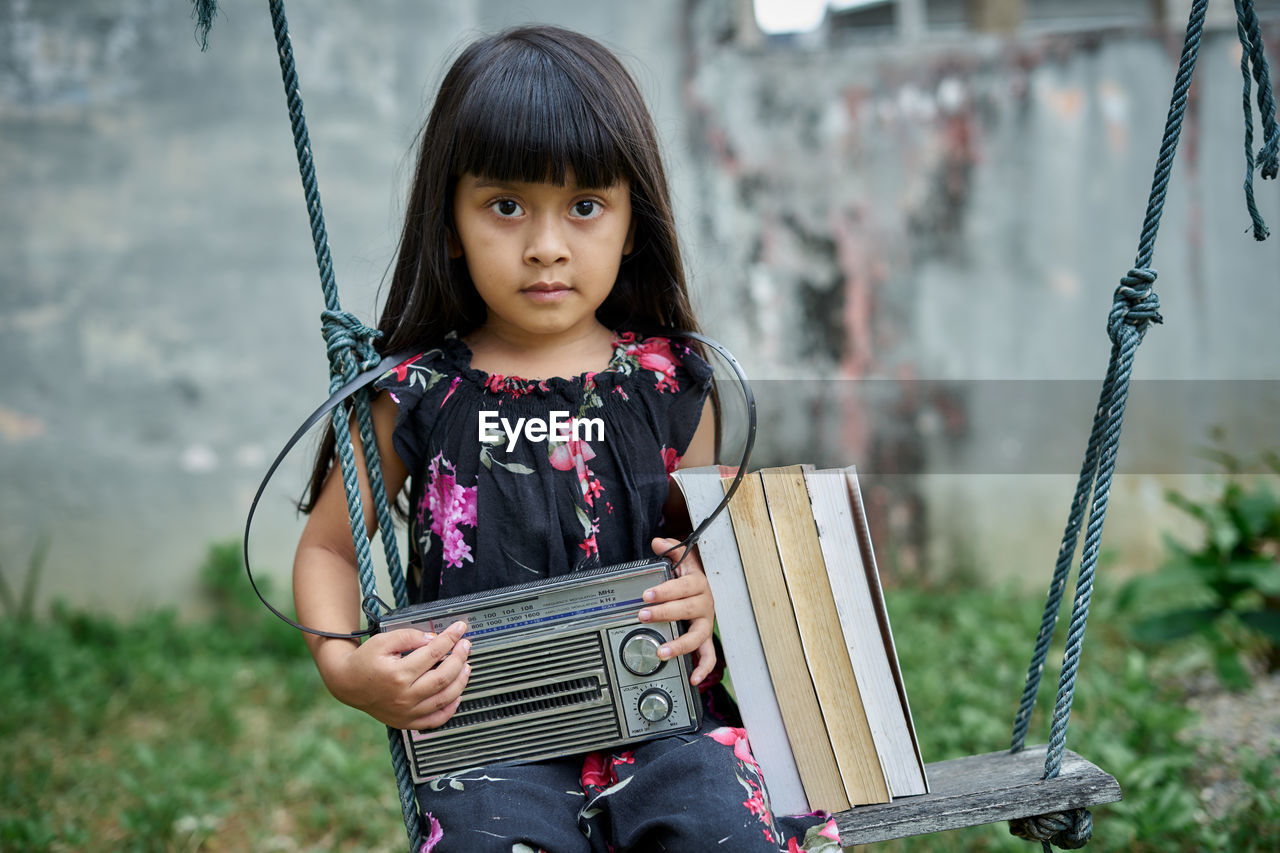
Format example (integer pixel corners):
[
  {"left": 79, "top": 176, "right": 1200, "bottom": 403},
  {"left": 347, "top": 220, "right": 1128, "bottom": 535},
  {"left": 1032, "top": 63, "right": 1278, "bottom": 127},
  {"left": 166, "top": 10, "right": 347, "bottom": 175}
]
[
  {"left": 293, "top": 391, "right": 471, "bottom": 730},
  {"left": 644, "top": 398, "right": 718, "bottom": 685}
]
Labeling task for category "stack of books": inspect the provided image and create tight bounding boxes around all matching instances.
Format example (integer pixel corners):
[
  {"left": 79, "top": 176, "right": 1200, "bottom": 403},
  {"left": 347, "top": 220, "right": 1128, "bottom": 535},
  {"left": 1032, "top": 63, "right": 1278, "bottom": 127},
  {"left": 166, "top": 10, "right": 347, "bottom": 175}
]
[{"left": 671, "top": 464, "right": 929, "bottom": 815}]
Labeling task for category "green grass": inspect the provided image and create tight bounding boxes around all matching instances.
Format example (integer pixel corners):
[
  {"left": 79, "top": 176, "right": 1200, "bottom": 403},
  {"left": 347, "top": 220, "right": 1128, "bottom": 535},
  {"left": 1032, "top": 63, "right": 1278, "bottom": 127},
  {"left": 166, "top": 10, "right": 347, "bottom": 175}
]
[
  {"left": 0, "top": 605, "right": 406, "bottom": 852},
  {"left": 871, "top": 582, "right": 1280, "bottom": 852},
  {"left": 2, "top": 545, "right": 1277, "bottom": 851}
]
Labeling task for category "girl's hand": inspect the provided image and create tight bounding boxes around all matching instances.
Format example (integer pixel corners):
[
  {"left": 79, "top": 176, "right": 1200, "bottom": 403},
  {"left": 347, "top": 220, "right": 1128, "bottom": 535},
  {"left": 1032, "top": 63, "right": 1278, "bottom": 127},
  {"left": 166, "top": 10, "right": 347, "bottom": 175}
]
[
  {"left": 316, "top": 620, "right": 472, "bottom": 731},
  {"left": 641, "top": 537, "right": 716, "bottom": 686}
]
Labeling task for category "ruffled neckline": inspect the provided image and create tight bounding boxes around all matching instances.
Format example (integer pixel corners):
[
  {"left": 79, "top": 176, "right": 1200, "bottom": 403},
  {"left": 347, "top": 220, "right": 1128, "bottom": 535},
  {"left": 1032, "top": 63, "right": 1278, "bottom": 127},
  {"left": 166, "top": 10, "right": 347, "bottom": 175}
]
[{"left": 442, "top": 331, "right": 639, "bottom": 396}]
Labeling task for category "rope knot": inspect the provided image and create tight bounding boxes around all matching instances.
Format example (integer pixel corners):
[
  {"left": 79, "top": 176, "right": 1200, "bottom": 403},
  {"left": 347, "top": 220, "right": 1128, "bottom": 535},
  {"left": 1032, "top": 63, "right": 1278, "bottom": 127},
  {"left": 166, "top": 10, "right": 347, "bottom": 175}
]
[
  {"left": 1009, "top": 808, "right": 1093, "bottom": 850},
  {"left": 1108, "top": 268, "right": 1162, "bottom": 344},
  {"left": 320, "top": 309, "right": 383, "bottom": 378}
]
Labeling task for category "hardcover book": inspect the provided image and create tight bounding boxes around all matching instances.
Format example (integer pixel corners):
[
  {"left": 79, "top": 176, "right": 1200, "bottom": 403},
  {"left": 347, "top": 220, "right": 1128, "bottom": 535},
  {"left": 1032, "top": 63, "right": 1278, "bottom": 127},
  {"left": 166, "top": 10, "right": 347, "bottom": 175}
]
[{"left": 673, "top": 464, "right": 928, "bottom": 812}]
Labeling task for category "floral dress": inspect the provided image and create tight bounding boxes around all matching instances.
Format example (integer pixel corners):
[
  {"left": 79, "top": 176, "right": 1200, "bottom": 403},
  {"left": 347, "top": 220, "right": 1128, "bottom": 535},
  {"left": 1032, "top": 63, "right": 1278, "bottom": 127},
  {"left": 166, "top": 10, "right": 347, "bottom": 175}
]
[{"left": 374, "top": 331, "right": 839, "bottom": 853}]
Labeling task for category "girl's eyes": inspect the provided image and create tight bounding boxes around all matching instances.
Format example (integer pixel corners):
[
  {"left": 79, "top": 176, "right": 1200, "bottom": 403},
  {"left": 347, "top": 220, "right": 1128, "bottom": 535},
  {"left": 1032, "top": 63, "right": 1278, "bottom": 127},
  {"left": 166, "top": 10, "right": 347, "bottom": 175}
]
[
  {"left": 493, "top": 199, "right": 523, "bottom": 218},
  {"left": 486, "top": 198, "right": 604, "bottom": 219}
]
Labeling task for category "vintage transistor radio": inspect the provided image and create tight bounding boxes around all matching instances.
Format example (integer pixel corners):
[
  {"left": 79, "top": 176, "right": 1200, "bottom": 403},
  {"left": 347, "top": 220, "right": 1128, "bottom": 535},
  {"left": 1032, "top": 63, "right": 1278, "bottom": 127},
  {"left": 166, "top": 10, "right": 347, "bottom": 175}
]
[{"left": 377, "top": 557, "right": 703, "bottom": 782}]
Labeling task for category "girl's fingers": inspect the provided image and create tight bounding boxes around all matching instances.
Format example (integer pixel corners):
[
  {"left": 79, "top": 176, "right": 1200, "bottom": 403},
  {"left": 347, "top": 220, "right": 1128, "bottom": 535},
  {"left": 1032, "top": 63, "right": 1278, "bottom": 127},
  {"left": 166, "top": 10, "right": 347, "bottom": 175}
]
[
  {"left": 642, "top": 572, "right": 709, "bottom": 605},
  {"left": 639, "top": 596, "right": 710, "bottom": 625},
  {"left": 640, "top": 575, "right": 713, "bottom": 624},
  {"left": 399, "top": 620, "right": 469, "bottom": 671},
  {"left": 652, "top": 536, "right": 693, "bottom": 566},
  {"left": 655, "top": 617, "right": 712, "bottom": 661},
  {"left": 407, "top": 693, "right": 465, "bottom": 732},
  {"left": 400, "top": 645, "right": 473, "bottom": 730},
  {"left": 689, "top": 636, "right": 717, "bottom": 686}
]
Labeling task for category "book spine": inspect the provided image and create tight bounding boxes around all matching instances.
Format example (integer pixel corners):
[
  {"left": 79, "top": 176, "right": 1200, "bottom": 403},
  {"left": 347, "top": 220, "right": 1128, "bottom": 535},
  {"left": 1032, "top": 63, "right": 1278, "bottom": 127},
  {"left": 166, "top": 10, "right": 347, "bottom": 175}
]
[
  {"left": 669, "top": 467, "right": 809, "bottom": 815},
  {"left": 761, "top": 466, "right": 890, "bottom": 806},
  {"left": 845, "top": 467, "right": 929, "bottom": 792},
  {"left": 726, "top": 471, "right": 851, "bottom": 812}
]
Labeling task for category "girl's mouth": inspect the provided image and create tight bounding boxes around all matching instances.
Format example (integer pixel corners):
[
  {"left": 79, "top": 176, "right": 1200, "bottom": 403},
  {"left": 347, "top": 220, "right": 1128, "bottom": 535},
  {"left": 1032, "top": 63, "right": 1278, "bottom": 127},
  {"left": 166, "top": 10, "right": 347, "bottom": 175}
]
[{"left": 523, "top": 282, "right": 571, "bottom": 301}]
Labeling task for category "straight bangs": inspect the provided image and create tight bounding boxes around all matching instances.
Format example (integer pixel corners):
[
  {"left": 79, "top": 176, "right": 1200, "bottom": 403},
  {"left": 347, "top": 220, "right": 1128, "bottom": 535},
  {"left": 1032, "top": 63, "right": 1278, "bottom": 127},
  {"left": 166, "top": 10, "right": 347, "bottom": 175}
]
[{"left": 448, "top": 42, "right": 631, "bottom": 190}]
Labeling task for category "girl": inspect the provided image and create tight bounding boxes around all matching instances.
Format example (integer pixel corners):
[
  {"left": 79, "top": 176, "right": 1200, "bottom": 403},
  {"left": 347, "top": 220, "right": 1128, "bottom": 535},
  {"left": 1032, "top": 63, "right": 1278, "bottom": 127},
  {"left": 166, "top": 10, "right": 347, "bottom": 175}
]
[{"left": 293, "top": 25, "right": 840, "bottom": 853}]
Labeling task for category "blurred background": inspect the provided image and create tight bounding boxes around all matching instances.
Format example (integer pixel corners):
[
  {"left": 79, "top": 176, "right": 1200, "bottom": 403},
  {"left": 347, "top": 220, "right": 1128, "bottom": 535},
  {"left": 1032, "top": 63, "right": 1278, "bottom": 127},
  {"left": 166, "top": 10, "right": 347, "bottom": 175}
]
[{"left": 3, "top": 1, "right": 1279, "bottom": 850}]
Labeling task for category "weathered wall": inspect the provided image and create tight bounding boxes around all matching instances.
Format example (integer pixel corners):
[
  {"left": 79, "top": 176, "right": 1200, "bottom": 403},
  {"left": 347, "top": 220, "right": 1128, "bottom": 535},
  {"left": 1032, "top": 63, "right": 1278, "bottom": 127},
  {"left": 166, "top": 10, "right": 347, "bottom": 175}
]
[
  {"left": 0, "top": 0, "right": 691, "bottom": 615},
  {"left": 2, "top": 0, "right": 1278, "bottom": 614},
  {"left": 683, "top": 0, "right": 1280, "bottom": 584}
]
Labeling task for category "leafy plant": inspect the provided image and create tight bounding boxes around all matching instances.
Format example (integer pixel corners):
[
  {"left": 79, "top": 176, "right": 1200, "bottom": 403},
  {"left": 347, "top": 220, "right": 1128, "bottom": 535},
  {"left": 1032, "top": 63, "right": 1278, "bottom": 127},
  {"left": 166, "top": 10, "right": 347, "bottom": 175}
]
[
  {"left": 0, "top": 533, "right": 49, "bottom": 623},
  {"left": 1120, "top": 449, "right": 1280, "bottom": 688},
  {"left": 199, "top": 539, "right": 311, "bottom": 662}
]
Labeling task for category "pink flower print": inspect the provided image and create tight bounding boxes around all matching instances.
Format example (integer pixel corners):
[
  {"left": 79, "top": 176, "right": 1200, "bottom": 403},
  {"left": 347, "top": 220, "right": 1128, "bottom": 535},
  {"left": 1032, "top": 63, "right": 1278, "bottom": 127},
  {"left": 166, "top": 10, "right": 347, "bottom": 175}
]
[
  {"left": 392, "top": 353, "right": 422, "bottom": 382},
  {"left": 423, "top": 453, "right": 477, "bottom": 569},
  {"left": 419, "top": 812, "right": 443, "bottom": 852},
  {"left": 482, "top": 372, "right": 548, "bottom": 397},
  {"left": 707, "top": 726, "right": 762, "bottom": 774},
  {"left": 820, "top": 819, "right": 840, "bottom": 842},
  {"left": 581, "top": 751, "right": 612, "bottom": 793},
  {"left": 548, "top": 428, "right": 604, "bottom": 506},
  {"left": 441, "top": 375, "right": 460, "bottom": 407},
  {"left": 548, "top": 432, "right": 597, "bottom": 472},
  {"left": 615, "top": 331, "right": 637, "bottom": 347},
  {"left": 744, "top": 777, "right": 770, "bottom": 820},
  {"left": 636, "top": 339, "right": 675, "bottom": 372},
  {"left": 709, "top": 727, "right": 779, "bottom": 845},
  {"left": 659, "top": 446, "right": 681, "bottom": 474},
  {"left": 614, "top": 750, "right": 635, "bottom": 766},
  {"left": 579, "top": 534, "right": 599, "bottom": 556},
  {"left": 627, "top": 336, "right": 681, "bottom": 393}
]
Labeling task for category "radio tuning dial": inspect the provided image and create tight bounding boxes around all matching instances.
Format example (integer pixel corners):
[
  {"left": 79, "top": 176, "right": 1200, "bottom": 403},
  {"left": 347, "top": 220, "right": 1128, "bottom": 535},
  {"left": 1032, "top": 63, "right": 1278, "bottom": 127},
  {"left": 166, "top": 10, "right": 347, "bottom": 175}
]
[
  {"left": 638, "top": 688, "right": 673, "bottom": 723},
  {"left": 620, "top": 628, "right": 666, "bottom": 676}
]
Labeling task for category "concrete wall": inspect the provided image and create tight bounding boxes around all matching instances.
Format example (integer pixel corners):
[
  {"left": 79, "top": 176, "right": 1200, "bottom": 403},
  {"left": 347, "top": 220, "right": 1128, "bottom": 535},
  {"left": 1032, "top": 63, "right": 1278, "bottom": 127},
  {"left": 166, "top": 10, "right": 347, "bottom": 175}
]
[
  {"left": 0, "top": 0, "right": 691, "bottom": 615},
  {"left": 682, "top": 0, "right": 1280, "bottom": 585},
  {"left": 2, "top": 0, "right": 1278, "bottom": 614}
]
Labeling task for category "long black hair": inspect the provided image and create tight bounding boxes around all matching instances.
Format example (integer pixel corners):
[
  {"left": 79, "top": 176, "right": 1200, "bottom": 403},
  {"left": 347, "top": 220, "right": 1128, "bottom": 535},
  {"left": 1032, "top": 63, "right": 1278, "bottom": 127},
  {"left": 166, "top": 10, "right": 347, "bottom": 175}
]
[{"left": 301, "top": 25, "right": 704, "bottom": 512}]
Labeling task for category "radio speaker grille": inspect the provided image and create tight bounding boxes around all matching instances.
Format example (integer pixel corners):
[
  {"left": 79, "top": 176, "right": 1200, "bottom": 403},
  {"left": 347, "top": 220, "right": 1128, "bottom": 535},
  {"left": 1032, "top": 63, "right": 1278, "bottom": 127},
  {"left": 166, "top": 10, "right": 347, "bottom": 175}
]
[{"left": 408, "top": 628, "right": 623, "bottom": 779}]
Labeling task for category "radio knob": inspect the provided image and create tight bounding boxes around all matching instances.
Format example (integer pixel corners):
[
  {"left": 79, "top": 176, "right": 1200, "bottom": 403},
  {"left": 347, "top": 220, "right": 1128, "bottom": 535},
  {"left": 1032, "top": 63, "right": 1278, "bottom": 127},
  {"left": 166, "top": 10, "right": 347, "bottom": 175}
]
[
  {"left": 620, "top": 628, "right": 666, "bottom": 676},
  {"left": 637, "top": 688, "right": 673, "bottom": 723}
]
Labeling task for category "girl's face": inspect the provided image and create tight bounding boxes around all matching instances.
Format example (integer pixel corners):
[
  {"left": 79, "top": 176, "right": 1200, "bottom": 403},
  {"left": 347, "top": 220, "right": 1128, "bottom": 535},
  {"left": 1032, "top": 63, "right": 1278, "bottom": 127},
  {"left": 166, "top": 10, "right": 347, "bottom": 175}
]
[{"left": 451, "top": 171, "right": 634, "bottom": 344}]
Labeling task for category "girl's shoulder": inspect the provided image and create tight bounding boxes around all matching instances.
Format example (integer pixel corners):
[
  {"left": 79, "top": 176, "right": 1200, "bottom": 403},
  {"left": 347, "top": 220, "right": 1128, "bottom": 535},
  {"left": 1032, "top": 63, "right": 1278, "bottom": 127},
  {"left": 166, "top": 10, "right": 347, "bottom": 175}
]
[
  {"left": 372, "top": 333, "right": 469, "bottom": 407},
  {"left": 608, "top": 330, "right": 713, "bottom": 395}
]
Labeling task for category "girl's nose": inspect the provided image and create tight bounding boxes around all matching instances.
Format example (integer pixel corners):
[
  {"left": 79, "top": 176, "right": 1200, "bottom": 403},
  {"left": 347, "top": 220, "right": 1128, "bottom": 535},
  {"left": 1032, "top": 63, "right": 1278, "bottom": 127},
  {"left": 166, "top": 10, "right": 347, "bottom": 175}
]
[{"left": 524, "top": 215, "right": 570, "bottom": 266}]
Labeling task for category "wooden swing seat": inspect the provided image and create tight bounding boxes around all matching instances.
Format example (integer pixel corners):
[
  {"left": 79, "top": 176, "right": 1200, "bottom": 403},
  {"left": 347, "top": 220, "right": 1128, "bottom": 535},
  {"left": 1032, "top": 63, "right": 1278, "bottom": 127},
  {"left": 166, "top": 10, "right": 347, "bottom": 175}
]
[{"left": 833, "top": 745, "right": 1122, "bottom": 845}]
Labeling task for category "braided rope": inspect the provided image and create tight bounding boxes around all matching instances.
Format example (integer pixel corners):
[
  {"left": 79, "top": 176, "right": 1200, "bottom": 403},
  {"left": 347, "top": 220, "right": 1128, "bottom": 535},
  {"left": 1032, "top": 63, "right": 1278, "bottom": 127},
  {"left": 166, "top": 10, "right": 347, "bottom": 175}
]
[
  {"left": 1010, "top": 808, "right": 1094, "bottom": 852},
  {"left": 1012, "top": 8, "right": 1277, "bottom": 846},
  {"left": 1236, "top": 0, "right": 1280, "bottom": 239},
  {"left": 1009, "top": 0, "right": 1204, "bottom": 784},
  {"left": 191, "top": 3, "right": 422, "bottom": 844},
  {"left": 263, "top": 1, "right": 420, "bottom": 848}
]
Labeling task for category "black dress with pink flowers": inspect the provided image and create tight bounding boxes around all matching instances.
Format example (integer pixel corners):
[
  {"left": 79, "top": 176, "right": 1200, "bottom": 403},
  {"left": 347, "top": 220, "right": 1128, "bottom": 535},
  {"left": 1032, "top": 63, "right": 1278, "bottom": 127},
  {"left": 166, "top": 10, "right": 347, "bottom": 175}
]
[
  {"left": 373, "top": 331, "right": 839, "bottom": 853},
  {"left": 373, "top": 331, "right": 712, "bottom": 604}
]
